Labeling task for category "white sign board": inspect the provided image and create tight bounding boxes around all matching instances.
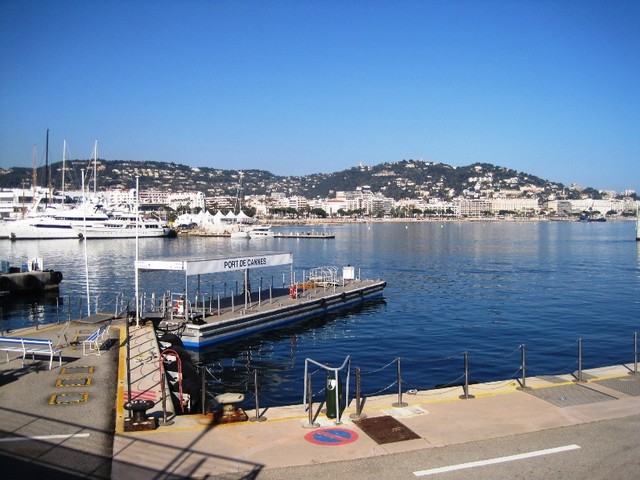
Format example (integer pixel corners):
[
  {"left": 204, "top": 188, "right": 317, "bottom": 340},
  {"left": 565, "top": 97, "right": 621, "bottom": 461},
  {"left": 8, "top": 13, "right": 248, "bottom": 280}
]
[{"left": 137, "top": 252, "right": 293, "bottom": 276}]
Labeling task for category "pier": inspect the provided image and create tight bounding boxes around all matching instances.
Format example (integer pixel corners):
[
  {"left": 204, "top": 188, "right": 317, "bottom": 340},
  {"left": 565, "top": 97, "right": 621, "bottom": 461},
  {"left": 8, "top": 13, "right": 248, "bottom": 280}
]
[
  {"left": 1, "top": 318, "right": 639, "bottom": 479},
  {"left": 274, "top": 232, "right": 335, "bottom": 239}
]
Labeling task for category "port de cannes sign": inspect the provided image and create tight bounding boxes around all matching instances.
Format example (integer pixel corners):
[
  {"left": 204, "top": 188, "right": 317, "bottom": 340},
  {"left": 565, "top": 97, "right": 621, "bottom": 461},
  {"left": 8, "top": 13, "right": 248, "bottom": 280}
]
[{"left": 137, "top": 253, "right": 293, "bottom": 276}]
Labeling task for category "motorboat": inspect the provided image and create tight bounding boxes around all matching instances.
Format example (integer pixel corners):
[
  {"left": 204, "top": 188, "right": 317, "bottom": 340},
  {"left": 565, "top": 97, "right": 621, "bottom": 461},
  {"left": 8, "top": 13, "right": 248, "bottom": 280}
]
[
  {"left": 248, "top": 225, "right": 275, "bottom": 238},
  {"left": 81, "top": 214, "right": 174, "bottom": 239}
]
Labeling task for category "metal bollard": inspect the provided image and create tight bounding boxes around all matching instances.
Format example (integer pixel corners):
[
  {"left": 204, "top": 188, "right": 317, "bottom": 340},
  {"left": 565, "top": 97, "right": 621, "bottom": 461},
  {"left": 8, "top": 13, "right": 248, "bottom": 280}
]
[
  {"left": 349, "top": 367, "right": 366, "bottom": 420},
  {"left": 518, "top": 344, "right": 531, "bottom": 390},
  {"left": 250, "top": 369, "right": 266, "bottom": 422},
  {"left": 633, "top": 332, "right": 638, "bottom": 375},
  {"left": 459, "top": 351, "right": 475, "bottom": 399},
  {"left": 392, "top": 357, "right": 408, "bottom": 407},
  {"left": 577, "top": 338, "right": 584, "bottom": 382},
  {"left": 303, "top": 373, "right": 319, "bottom": 429}
]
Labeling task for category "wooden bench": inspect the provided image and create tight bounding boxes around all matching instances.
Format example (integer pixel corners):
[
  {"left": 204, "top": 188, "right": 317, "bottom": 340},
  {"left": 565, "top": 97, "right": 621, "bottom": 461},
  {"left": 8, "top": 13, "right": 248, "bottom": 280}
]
[
  {"left": 82, "top": 323, "right": 110, "bottom": 356},
  {"left": 0, "top": 336, "right": 62, "bottom": 370}
]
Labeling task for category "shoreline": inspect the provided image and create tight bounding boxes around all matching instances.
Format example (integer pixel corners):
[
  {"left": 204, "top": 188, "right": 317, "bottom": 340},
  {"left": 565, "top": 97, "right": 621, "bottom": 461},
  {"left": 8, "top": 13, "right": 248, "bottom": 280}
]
[{"left": 176, "top": 216, "right": 636, "bottom": 235}]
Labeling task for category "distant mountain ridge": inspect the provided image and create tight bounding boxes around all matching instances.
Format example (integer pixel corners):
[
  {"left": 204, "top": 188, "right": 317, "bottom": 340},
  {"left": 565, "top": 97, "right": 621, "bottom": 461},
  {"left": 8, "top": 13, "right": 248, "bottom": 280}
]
[{"left": 0, "top": 159, "right": 615, "bottom": 201}]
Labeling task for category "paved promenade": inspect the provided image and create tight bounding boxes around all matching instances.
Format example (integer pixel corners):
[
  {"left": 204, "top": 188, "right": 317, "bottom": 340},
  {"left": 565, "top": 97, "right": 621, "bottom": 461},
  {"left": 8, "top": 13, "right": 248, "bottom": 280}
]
[{"left": 1, "top": 318, "right": 639, "bottom": 479}]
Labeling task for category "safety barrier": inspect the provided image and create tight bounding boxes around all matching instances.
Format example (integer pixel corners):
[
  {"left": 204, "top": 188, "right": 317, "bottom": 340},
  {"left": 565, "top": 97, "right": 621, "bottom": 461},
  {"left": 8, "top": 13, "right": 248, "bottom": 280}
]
[{"left": 199, "top": 332, "right": 639, "bottom": 426}]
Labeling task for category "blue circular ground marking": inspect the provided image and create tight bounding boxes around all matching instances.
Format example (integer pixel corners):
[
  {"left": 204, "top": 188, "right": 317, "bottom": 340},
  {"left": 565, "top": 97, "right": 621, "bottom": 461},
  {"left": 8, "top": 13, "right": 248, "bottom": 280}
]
[{"left": 305, "top": 428, "right": 359, "bottom": 446}]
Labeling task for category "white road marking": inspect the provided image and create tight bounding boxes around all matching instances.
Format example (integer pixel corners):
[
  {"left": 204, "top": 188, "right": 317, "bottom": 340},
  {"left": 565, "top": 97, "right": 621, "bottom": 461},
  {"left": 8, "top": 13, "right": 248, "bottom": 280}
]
[
  {"left": 414, "top": 444, "right": 581, "bottom": 477},
  {"left": 0, "top": 433, "right": 90, "bottom": 443}
]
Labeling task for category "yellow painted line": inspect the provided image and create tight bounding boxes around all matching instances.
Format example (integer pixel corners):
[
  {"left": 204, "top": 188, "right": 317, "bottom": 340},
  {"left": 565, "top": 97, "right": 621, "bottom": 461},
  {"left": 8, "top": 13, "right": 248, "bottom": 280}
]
[
  {"left": 586, "top": 373, "right": 635, "bottom": 382},
  {"left": 115, "top": 325, "right": 127, "bottom": 434}
]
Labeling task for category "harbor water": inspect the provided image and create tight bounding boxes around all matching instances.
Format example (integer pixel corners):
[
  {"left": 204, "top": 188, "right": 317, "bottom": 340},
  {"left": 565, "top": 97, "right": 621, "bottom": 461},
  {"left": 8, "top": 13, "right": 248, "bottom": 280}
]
[{"left": 1, "top": 221, "right": 639, "bottom": 407}]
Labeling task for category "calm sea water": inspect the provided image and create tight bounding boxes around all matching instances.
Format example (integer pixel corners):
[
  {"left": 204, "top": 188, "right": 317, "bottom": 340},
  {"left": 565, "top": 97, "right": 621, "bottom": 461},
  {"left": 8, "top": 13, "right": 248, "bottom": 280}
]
[{"left": 2, "top": 221, "right": 639, "bottom": 407}]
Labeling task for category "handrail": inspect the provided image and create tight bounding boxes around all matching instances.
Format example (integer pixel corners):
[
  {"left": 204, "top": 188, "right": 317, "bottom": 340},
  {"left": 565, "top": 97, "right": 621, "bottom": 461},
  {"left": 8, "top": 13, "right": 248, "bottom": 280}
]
[{"left": 303, "top": 355, "right": 351, "bottom": 424}]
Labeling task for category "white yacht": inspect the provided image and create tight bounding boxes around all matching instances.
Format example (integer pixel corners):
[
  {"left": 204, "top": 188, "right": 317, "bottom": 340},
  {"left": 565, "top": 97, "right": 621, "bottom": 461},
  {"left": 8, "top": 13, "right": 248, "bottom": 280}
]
[
  {"left": 80, "top": 214, "right": 173, "bottom": 239},
  {"left": 0, "top": 202, "right": 108, "bottom": 240},
  {"left": 0, "top": 203, "right": 173, "bottom": 240},
  {"left": 248, "top": 225, "right": 275, "bottom": 238}
]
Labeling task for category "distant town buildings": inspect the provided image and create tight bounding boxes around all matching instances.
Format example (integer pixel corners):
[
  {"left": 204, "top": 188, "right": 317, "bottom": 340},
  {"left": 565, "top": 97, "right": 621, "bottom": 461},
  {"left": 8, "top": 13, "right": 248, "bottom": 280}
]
[{"left": 1, "top": 159, "right": 638, "bottom": 221}]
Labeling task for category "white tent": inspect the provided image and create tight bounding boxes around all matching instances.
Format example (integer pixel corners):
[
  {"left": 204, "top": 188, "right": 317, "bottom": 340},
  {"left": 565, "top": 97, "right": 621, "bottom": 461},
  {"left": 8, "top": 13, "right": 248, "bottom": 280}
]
[
  {"left": 236, "top": 211, "right": 255, "bottom": 224},
  {"left": 212, "top": 210, "right": 225, "bottom": 224}
]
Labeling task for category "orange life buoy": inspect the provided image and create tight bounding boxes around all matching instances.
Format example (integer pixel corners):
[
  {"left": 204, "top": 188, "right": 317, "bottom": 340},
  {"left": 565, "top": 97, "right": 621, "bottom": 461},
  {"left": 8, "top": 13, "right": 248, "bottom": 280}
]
[{"left": 174, "top": 296, "right": 184, "bottom": 314}]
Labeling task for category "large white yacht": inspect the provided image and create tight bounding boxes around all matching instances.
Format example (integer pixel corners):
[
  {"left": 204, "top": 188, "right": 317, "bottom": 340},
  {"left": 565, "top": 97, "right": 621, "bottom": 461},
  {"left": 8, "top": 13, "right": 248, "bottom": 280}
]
[{"left": 0, "top": 202, "right": 173, "bottom": 240}]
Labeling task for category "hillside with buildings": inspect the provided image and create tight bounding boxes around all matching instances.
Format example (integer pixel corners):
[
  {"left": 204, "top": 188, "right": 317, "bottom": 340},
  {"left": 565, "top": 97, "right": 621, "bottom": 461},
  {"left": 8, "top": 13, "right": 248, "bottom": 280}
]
[{"left": 0, "top": 159, "right": 637, "bottom": 220}]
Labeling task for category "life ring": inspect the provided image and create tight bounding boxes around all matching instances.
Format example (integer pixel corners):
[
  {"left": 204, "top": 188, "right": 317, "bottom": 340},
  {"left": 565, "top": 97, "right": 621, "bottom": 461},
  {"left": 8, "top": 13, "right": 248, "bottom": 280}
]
[
  {"left": 174, "top": 296, "right": 185, "bottom": 314},
  {"left": 289, "top": 284, "right": 297, "bottom": 299}
]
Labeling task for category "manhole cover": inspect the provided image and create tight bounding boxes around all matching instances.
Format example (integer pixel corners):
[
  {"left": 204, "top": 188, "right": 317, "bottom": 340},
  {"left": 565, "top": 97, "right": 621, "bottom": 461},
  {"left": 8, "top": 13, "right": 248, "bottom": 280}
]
[
  {"left": 354, "top": 415, "right": 420, "bottom": 444},
  {"left": 525, "top": 384, "right": 616, "bottom": 407},
  {"left": 594, "top": 376, "right": 640, "bottom": 396},
  {"left": 61, "top": 366, "right": 95, "bottom": 375},
  {"left": 56, "top": 377, "right": 92, "bottom": 387},
  {"left": 49, "top": 393, "right": 89, "bottom": 405}
]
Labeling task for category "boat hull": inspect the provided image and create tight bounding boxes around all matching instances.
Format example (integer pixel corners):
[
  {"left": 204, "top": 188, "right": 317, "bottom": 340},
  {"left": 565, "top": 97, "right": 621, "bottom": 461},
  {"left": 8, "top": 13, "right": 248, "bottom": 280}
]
[
  {"left": 0, "top": 270, "right": 63, "bottom": 296},
  {"left": 81, "top": 227, "right": 173, "bottom": 239},
  {"left": 0, "top": 223, "right": 83, "bottom": 240}
]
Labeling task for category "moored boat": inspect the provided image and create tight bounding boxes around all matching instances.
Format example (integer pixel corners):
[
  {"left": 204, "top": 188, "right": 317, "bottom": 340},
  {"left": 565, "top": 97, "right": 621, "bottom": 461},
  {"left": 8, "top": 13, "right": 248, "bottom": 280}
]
[
  {"left": 0, "top": 257, "right": 63, "bottom": 297},
  {"left": 80, "top": 214, "right": 174, "bottom": 239},
  {"left": 0, "top": 204, "right": 174, "bottom": 240},
  {"left": 247, "top": 225, "right": 275, "bottom": 238}
]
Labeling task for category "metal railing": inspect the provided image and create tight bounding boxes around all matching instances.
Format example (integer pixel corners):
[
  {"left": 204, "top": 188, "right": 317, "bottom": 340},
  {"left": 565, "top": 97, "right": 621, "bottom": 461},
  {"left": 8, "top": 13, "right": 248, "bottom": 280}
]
[{"left": 196, "top": 332, "right": 639, "bottom": 428}]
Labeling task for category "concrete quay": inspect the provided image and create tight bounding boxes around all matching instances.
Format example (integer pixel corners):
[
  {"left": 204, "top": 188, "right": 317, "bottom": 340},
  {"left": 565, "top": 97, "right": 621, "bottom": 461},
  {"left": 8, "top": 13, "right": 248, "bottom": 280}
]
[{"left": 1, "top": 318, "right": 639, "bottom": 479}]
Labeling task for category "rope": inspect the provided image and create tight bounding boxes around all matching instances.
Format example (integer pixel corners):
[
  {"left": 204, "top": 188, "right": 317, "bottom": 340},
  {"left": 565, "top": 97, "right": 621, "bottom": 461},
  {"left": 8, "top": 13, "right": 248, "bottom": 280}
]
[
  {"left": 404, "top": 386, "right": 458, "bottom": 397},
  {"left": 358, "top": 359, "right": 397, "bottom": 375},
  {"left": 361, "top": 380, "right": 397, "bottom": 397},
  {"left": 471, "top": 345, "right": 522, "bottom": 365},
  {"left": 534, "top": 342, "right": 579, "bottom": 356},
  {"left": 401, "top": 352, "right": 466, "bottom": 364}
]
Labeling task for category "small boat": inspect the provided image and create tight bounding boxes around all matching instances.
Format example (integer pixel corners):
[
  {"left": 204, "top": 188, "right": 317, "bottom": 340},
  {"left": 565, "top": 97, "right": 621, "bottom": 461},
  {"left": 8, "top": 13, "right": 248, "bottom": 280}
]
[{"left": 136, "top": 253, "right": 386, "bottom": 349}]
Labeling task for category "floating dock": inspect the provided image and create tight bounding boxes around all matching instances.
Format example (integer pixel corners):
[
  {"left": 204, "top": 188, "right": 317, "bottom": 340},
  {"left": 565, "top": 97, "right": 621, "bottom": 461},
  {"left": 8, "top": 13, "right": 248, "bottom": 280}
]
[
  {"left": 137, "top": 253, "right": 385, "bottom": 349},
  {"left": 274, "top": 232, "right": 335, "bottom": 239}
]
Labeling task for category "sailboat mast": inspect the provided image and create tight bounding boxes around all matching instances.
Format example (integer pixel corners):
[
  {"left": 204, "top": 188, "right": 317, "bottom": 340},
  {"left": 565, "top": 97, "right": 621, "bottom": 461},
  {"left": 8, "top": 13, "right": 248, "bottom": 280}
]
[
  {"left": 82, "top": 168, "right": 91, "bottom": 317},
  {"left": 45, "top": 129, "right": 50, "bottom": 202},
  {"left": 93, "top": 140, "right": 98, "bottom": 195},
  {"left": 61, "top": 140, "right": 66, "bottom": 200},
  {"left": 32, "top": 144, "right": 37, "bottom": 195},
  {"left": 135, "top": 175, "right": 140, "bottom": 327}
]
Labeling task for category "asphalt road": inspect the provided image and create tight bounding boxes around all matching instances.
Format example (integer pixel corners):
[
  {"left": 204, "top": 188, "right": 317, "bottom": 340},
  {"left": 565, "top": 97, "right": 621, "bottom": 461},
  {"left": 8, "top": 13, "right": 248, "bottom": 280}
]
[{"left": 254, "top": 414, "right": 640, "bottom": 480}]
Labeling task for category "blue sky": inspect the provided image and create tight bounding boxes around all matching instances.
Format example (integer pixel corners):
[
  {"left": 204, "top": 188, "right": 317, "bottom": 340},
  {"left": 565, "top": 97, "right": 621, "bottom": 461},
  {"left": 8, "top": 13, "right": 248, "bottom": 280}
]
[{"left": 1, "top": 0, "right": 639, "bottom": 193}]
